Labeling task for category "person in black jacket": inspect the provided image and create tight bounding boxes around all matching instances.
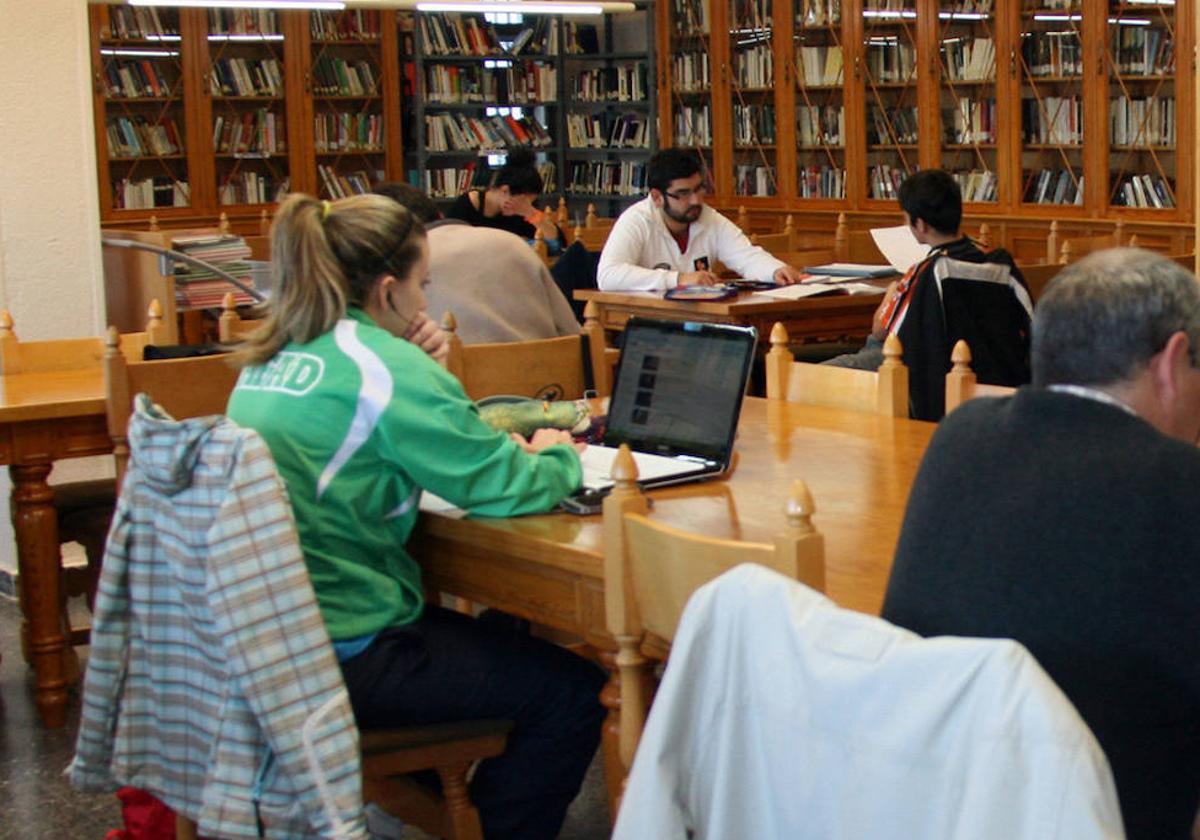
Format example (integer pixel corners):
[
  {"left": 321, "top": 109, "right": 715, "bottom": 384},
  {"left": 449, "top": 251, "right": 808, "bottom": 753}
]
[
  {"left": 825, "top": 169, "right": 1033, "bottom": 420},
  {"left": 883, "top": 247, "right": 1200, "bottom": 840},
  {"left": 445, "top": 148, "right": 563, "bottom": 248}
]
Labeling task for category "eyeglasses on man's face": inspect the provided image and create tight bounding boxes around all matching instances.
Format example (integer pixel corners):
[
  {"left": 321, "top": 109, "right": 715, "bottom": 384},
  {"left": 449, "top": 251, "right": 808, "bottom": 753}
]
[{"left": 663, "top": 183, "right": 708, "bottom": 202}]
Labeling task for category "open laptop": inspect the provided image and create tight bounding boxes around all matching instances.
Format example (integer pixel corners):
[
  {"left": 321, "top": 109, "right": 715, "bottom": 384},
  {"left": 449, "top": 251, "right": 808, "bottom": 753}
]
[{"left": 574, "top": 318, "right": 757, "bottom": 497}]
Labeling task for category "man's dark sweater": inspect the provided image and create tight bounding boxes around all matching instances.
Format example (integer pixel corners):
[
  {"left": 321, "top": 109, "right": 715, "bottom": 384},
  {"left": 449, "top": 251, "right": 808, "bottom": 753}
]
[{"left": 883, "top": 388, "right": 1200, "bottom": 840}]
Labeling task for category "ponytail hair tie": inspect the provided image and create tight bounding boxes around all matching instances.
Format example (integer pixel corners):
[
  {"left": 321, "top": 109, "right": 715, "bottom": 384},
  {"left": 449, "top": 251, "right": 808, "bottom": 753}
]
[{"left": 321, "top": 200, "right": 331, "bottom": 221}]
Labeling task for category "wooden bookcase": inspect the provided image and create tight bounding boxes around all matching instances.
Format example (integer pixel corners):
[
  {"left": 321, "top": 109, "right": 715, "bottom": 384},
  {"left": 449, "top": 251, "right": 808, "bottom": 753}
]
[
  {"left": 658, "top": 0, "right": 1194, "bottom": 257},
  {"left": 89, "top": 5, "right": 403, "bottom": 229}
]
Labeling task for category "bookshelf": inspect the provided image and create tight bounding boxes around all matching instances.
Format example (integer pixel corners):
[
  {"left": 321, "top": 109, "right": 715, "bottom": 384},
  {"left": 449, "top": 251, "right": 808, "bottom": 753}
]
[
  {"left": 561, "top": 8, "right": 658, "bottom": 219},
  {"left": 654, "top": 0, "right": 1193, "bottom": 253},
  {"left": 89, "top": 5, "right": 404, "bottom": 227}
]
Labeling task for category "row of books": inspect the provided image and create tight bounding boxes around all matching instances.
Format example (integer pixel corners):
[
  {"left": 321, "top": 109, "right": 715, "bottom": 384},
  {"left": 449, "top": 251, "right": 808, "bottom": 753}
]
[
  {"left": 943, "top": 37, "right": 994, "bottom": 82},
  {"left": 671, "top": 52, "right": 711, "bottom": 93},
  {"left": 731, "top": 0, "right": 774, "bottom": 30},
  {"left": 733, "top": 44, "right": 774, "bottom": 89},
  {"left": 1112, "top": 173, "right": 1175, "bottom": 209},
  {"left": 944, "top": 97, "right": 996, "bottom": 144},
  {"left": 797, "top": 0, "right": 841, "bottom": 27},
  {"left": 1110, "top": 26, "right": 1174, "bottom": 77},
  {"left": 170, "top": 232, "right": 256, "bottom": 309},
  {"left": 671, "top": 0, "right": 710, "bottom": 37},
  {"left": 503, "top": 62, "right": 559, "bottom": 104},
  {"left": 797, "top": 46, "right": 844, "bottom": 86},
  {"left": 798, "top": 165, "right": 846, "bottom": 198},
  {"left": 566, "top": 113, "right": 650, "bottom": 149},
  {"left": 107, "top": 116, "right": 183, "bottom": 158},
  {"left": 419, "top": 14, "right": 502, "bottom": 57},
  {"left": 868, "top": 105, "right": 918, "bottom": 145},
  {"left": 311, "top": 10, "right": 381, "bottom": 41},
  {"left": 218, "top": 172, "right": 289, "bottom": 206},
  {"left": 207, "top": 9, "right": 279, "bottom": 36},
  {"left": 209, "top": 57, "right": 284, "bottom": 97},
  {"left": 424, "top": 63, "right": 557, "bottom": 104},
  {"left": 213, "top": 110, "right": 284, "bottom": 155},
  {"left": 674, "top": 106, "right": 713, "bottom": 146},
  {"left": 866, "top": 42, "right": 917, "bottom": 84},
  {"left": 868, "top": 164, "right": 907, "bottom": 200},
  {"left": 1024, "top": 168, "right": 1084, "bottom": 205},
  {"left": 735, "top": 164, "right": 777, "bottom": 197},
  {"left": 507, "top": 18, "right": 559, "bottom": 57},
  {"left": 566, "top": 161, "right": 646, "bottom": 196},
  {"left": 314, "top": 112, "right": 383, "bottom": 152},
  {"left": 103, "top": 60, "right": 179, "bottom": 100},
  {"left": 318, "top": 164, "right": 382, "bottom": 199},
  {"left": 797, "top": 105, "right": 845, "bottom": 146},
  {"left": 1022, "top": 96, "right": 1082, "bottom": 145},
  {"left": 947, "top": 0, "right": 993, "bottom": 12},
  {"left": 424, "top": 113, "right": 553, "bottom": 151},
  {"left": 1022, "top": 32, "right": 1082, "bottom": 79},
  {"left": 570, "top": 65, "right": 648, "bottom": 103},
  {"left": 420, "top": 164, "right": 478, "bottom": 198},
  {"left": 1028, "top": 0, "right": 1074, "bottom": 9},
  {"left": 951, "top": 169, "right": 998, "bottom": 202},
  {"left": 114, "top": 177, "right": 189, "bottom": 209},
  {"left": 1110, "top": 96, "right": 1175, "bottom": 147},
  {"left": 734, "top": 104, "right": 777, "bottom": 145},
  {"left": 104, "top": 7, "right": 175, "bottom": 40},
  {"left": 312, "top": 56, "right": 379, "bottom": 97}
]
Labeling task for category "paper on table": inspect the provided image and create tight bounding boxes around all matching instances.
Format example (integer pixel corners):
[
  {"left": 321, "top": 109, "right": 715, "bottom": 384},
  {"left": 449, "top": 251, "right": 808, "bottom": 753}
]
[
  {"left": 758, "top": 281, "right": 883, "bottom": 300},
  {"left": 418, "top": 491, "right": 467, "bottom": 518},
  {"left": 870, "top": 225, "right": 931, "bottom": 272}
]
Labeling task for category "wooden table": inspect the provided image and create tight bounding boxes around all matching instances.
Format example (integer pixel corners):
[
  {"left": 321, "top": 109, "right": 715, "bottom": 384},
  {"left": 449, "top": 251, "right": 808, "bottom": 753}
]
[
  {"left": 411, "top": 397, "right": 936, "bottom": 805},
  {"left": 575, "top": 287, "right": 885, "bottom": 346},
  {"left": 0, "top": 366, "right": 111, "bottom": 728}
]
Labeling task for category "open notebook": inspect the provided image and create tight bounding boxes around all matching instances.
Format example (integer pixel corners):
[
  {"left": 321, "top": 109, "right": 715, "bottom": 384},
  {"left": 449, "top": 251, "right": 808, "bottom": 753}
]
[{"left": 577, "top": 318, "right": 757, "bottom": 493}]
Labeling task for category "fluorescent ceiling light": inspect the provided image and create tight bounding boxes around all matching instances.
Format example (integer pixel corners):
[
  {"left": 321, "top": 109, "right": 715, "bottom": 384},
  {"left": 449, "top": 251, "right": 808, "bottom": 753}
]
[
  {"left": 101, "top": 47, "right": 180, "bottom": 56},
  {"left": 414, "top": 1, "right": 634, "bottom": 13},
  {"left": 130, "top": 0, "right": 346, "bottom": 9}
]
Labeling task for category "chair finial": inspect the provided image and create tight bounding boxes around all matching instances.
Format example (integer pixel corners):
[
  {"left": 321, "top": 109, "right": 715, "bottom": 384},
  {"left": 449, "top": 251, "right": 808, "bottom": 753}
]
[
  {"left": 105, "top": 325, "right": 121, "bottom": 355},
  {"left": 586, "top": 203, "right": 598, "bottom": 228},
  {"left": 259, "top": 208, "right": 270, "bottom": 235},
  {"left": 0, "top": 310, "right": 13, "bottom": 337},
  {"left": 218, "top": 212, "right": 230, "bottom": 233},
  {"left": 769, "top": 322, "right": 789, "bottom": 349},
  {"left": 785, "top": 479, "right": 816, "bottom": 535},
  {"left": 881, "top": 334, "right": 903, "bottom": 365},
  {"left": 950, "top": 339, "right": 972, "bottom": 371},
  {"left": 612, "top": 444, "right": 639, "bottom": 489},
  {"left": 148, "top": 214, "right": 159, "bottom": 232},
  {"left": 977, "top": 222, "right": 991, "bottom": 248},
  {"left": 441, "top": 311, "right": 458, "bottom": 333}
]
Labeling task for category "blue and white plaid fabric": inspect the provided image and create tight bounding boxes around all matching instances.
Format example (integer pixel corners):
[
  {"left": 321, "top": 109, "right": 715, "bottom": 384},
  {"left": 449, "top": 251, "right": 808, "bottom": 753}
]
[{"left": 69, "top": 395, "right": 368, "bottom": 839}]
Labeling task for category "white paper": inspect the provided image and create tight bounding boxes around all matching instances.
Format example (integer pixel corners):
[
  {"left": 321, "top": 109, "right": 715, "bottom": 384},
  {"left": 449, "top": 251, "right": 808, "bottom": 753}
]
[
  {"left": 419, "top": 491, "right": 467, "bottom": 518},
  {"left": 758, "top": 282, "right": 883, "bottom": 300},
  {"left": 870, "top": 225, "right": 931, "bottom": 273}
]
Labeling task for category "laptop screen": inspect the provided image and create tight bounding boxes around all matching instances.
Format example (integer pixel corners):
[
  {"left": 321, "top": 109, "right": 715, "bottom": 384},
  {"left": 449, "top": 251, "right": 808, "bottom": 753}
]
[{"left": 604, "top": 319, "right": 757, "bottom": 464}]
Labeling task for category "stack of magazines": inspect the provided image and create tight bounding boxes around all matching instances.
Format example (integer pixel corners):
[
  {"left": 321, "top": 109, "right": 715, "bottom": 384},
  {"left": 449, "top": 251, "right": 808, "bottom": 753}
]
[{"left": 171, "top": 233, "right": 257, "bottom": 309}]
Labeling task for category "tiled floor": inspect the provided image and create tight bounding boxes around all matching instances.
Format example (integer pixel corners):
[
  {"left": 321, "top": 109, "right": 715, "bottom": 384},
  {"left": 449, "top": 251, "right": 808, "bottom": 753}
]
[{"left": 0, "top": 595, "right": 610, "bottom": 840}]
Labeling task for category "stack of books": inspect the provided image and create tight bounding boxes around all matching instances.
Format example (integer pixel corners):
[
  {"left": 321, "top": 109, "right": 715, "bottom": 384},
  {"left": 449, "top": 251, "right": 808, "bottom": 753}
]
[{"left": 171, "top": 233, "right": 257, "bottom": 310}]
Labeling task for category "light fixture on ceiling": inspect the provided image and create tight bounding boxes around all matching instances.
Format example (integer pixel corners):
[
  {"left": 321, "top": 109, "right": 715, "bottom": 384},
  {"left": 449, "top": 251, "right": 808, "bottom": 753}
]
[
  {"left": 129, "top": 0, "right": 347, "bottom": 9},
  {"left": 412, "top": 0, "right": 634, "bottom": 12}
]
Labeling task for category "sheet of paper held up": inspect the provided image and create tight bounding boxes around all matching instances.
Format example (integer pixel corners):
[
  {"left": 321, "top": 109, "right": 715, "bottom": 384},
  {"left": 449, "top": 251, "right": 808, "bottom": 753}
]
[
  {"left": 759, "top": 280, "right": 884, "bottom": 300},
  {"left": 870, "top": 225, "right": 931, "bottom": 273}
]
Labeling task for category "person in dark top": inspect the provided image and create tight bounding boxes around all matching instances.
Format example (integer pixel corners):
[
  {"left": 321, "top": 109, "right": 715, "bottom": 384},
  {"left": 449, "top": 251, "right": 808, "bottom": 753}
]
[
  {"left": 445, "top": 148, "right": 563, "bottom": 247},
  {"left": 882, "top": 247, "right": 1200, "bottom": 840},
  {"left": 825, "top": 169, "right": 1033, "bottom": 420}
]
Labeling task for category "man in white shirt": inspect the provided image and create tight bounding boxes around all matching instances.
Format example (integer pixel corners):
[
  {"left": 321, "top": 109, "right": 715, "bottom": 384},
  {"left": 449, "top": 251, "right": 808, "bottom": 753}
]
[{"left": 597, "top": 149, "right": 806, "bottom": 292}]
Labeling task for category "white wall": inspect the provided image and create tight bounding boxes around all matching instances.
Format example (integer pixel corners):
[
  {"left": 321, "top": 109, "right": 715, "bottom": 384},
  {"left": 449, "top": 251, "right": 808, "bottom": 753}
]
[{"left": 0, "top": 0, "right": 106, "bottom": 576}]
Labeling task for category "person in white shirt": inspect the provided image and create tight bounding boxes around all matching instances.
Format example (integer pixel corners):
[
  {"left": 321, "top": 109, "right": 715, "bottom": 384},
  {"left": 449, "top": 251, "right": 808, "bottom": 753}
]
[{"left": 597, "top": 149, "right": 806, "bottom": 292}]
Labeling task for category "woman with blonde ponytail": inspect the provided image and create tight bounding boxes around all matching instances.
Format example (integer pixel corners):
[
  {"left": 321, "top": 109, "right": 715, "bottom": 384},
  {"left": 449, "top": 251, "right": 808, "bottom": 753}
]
[{"left": 227, "top": 193, "right": 605, "bottom": 840}]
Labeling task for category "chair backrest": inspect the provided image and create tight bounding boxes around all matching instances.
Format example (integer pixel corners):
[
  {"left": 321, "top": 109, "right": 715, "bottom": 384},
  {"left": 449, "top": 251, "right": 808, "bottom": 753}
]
[
  {"left": 1057, "top": 219, "right": 1125, "bottom": 264},
  {"left": 442, "top": 310, "right": 610, "bottom": 401},
  {"left": 0, "top": 301, "right": 169, "bottom": 375},
  {"left": 603, "top": 444, "right": 825, "bottom": 771},
  {"left": 1019, "top": 262, "right": 1062, "bottom": 303},
  {"left": 218, "top": 292, "right": 265, "bottom": 344},
  {"left": 944, "top": 339, "right": 1016, "bottom": 414},
  {"left": 584, "top": 203, "right": 616, "bottom": 230},
  {"left": 765, "top": 322, "right": 908, "bottom": 416},
  {"left": 569, "top": 225, "right": 611, "bottom": 252},
  {"left": 104, "top": 326, "right": 244, "bottom": 484}
]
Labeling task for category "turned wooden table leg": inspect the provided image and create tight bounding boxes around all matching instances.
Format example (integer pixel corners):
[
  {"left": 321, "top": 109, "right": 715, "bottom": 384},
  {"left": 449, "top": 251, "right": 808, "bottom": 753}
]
[{"left": 12, "top": 462, "right": 68, "bottom": 728}]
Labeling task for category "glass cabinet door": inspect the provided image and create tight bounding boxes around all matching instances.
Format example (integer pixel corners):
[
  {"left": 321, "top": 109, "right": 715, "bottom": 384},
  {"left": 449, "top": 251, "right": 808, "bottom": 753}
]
[
  {"left": 862, "top": 0, "right": 919, "bottom": 200},
  {"left": 1105, "top": 0, "right": 1178, "bottom": 210},
  {"left": 937, "top": 1, "right": 998, "bottom": 204},
  {"left": 793, "top": 0, "right": 845, "bottom": 198},
  {"left": 667, "top": 0, "right": 714, "bottom": 183},
  {"left": 729, "top": 0, "right": 778, "bottom": 196},
  {"left": 1018, "top": 0, "right": 1085, "bottom": 207}
]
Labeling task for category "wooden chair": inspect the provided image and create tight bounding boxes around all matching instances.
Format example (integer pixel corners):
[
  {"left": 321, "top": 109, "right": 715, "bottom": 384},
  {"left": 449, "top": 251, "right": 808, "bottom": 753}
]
[
  {"left": 1057, "top": 219, "right": 1126, "bottom": 264},
  {"left": 218, "top": 291, "right": 266, "bottom": 344},
  {"left": 0, "top": 303, "right": 169, "bottom": 652},
  {"left": 1020, "top": 261, "right": 1063, "bottom": 303},
  {"left": 603, "top": 444, "right": 825, "bottom": 774},
  {"left": 569, "top": 223, "right": 611, "bottom": 252},
  {"left": 765, "top": 323, "right": 908, "bottom": 416},
  {"left": 944, "top": 339, "right": 1016, "bottom": 415},
  {"left": 750, "top": 215, "right": 797, "bottom": 254},
  {"left": 104, "top": 327, "right": 245, "bottom": 485},
  {"left": 442, "top": 310, "right": 611, "bottom": 401}
]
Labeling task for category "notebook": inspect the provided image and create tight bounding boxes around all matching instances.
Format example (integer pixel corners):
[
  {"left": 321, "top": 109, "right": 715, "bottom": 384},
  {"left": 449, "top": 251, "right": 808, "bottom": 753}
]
[{"left": 576, "top": 318, "right": 757, "bottom": 494}]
